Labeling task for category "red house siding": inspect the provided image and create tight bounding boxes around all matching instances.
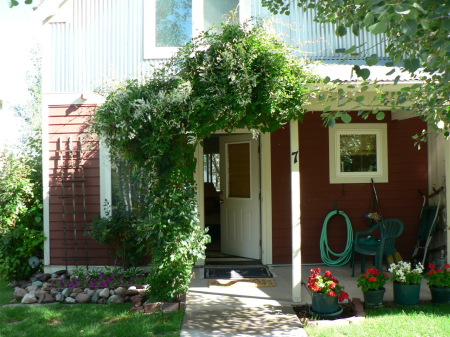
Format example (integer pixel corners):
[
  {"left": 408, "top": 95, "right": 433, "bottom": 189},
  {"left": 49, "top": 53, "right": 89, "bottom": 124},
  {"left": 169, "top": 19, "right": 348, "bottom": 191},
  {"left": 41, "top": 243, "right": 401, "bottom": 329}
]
[
  {"left": 271, "top": 112, "right": 428, "bottom": 264},
  {"left": 47, "top": 105, "right": 110, "bottom": 266}
]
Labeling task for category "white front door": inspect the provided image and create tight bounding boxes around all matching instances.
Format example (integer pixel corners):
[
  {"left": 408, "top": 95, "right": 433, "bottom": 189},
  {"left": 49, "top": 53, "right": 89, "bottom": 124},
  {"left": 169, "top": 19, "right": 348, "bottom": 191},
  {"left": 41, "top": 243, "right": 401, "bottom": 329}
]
[{"left": 220, "top": 134, "right": 261, "bottom": 259}]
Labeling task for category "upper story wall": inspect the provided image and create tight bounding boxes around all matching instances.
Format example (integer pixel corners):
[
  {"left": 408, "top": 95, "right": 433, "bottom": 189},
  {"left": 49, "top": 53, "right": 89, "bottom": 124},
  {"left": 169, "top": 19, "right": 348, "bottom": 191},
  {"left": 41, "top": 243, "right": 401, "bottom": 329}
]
[{"left": 43, "top": 0, "right": 389, "bottom": 94}]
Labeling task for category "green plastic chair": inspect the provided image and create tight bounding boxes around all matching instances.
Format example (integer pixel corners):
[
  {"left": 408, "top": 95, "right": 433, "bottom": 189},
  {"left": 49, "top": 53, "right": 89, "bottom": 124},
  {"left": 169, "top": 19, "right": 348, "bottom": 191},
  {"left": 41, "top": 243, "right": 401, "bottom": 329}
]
[{"left": 351, "top": 219, "right": 404, "bottom": 277}]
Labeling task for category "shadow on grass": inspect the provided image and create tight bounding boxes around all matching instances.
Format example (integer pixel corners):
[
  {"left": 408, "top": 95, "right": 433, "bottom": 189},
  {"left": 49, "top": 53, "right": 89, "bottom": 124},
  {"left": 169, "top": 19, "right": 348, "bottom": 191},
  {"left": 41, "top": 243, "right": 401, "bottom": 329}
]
[
  {"left": 365, "top": 302, "right": 450, "bottom": 318},
  {"left": 1, "top": 299, "right": 183, "bottom": 337}
]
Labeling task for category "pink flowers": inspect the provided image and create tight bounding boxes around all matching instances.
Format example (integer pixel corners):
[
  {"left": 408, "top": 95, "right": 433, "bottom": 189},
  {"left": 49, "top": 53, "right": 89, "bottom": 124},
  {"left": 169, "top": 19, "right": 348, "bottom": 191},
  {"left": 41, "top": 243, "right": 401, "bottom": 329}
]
[{"left": 308, "top": 268, "right": 349, "bottom": 302}]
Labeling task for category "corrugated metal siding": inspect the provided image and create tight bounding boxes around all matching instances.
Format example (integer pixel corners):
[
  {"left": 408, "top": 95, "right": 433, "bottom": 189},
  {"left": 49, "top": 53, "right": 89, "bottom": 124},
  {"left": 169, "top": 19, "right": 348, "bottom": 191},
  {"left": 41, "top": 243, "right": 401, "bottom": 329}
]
[
  {"left": 50, "top": 0, "right": 389, "bottom": 93},
  {"left": 252, "top": 1, "right": 389, "bottom": 61},
  {"left": 50, "top": 0, "right": 163, "bottom": 93}
]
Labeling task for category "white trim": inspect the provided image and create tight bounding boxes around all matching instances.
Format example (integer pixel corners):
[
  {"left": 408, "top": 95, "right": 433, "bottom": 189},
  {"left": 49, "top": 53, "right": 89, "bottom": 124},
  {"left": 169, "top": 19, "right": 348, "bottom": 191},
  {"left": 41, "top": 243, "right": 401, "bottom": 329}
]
[
  {"left": 290, "top": 121, "right": 302, "bottom": 303},
  {"left": 195, "top": 143, "right": 205, "bottom": 266},
  {"left": 99, "top": 142, "right": 112, "bottom": 217},
  {"left": 194, "top": 130, "right": 272, "bottom": 264},
  {"left": 261, "top": 132, "right": 272, "bottom": 264},
  {"left": 42, "top": 98, "right": 51, "bottom": 266},
  {"left": 445, "top": 140, "right": 450, "bottom": 264},
  {"left": 329, "top": 123, "right": 388, "bottom": 184},
  {"left": 43, "top": 92, "right": 106, "bottom": 106}
]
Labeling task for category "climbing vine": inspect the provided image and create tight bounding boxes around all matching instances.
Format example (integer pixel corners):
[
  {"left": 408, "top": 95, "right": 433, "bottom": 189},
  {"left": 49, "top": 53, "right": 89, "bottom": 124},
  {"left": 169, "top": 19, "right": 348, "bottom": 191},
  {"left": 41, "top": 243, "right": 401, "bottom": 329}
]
[{"left": 91, "top": 20, "right": 316, "bottom": 301}]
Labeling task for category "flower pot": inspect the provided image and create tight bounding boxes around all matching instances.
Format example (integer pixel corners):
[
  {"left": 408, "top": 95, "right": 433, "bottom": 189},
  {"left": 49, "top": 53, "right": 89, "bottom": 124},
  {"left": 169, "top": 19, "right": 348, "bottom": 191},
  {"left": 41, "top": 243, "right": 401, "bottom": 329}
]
[
  {"left": 393, "top": 283, "right": 421, "bottom": 305},
  {"left": 363, "top": 288, "right": 385, "bottom": 307},
  {"left": 429, "top": 287, "right": 450, "bottom": 305},
  {"left": 311, "top": 293, "right": 339, "bottom": 314}
]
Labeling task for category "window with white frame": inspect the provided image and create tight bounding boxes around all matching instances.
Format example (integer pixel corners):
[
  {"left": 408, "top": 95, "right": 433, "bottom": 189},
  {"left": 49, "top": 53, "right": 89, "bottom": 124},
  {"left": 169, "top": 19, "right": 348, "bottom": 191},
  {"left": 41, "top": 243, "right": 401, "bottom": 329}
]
[
  {"left": 144, "top": 0, "right": 244, "bottom": 59},
  {"left": 329, "top": 124, "right": 388, "bottom": 184}
]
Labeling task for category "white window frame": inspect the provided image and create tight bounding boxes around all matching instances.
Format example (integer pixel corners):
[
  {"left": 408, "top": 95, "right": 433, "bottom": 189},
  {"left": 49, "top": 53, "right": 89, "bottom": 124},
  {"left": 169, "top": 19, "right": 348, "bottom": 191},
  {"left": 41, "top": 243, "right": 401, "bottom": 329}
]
[
  {"left": 143, "top": 0, "right": 250, "bottom": 59},
  {"left": 329, "top": 123, "right": 388, "bottom": 184}
]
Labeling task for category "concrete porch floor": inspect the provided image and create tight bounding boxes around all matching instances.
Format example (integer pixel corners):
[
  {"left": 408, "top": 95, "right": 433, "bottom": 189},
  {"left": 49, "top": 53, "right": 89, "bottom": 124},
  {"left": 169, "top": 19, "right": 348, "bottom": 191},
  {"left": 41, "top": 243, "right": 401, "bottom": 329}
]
[{"left": 180, "top": 263, "right": 433, "bottom": 337}]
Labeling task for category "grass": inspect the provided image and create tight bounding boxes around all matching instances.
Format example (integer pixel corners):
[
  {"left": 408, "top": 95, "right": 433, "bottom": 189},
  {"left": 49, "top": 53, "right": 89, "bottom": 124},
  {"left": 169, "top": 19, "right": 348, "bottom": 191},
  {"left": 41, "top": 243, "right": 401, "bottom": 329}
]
[
  {"left": 304, "top": 303, "right": 450, "bottom": 337},
  {"left": 0, "top": 280, "right": 184, "bottom": 337}
]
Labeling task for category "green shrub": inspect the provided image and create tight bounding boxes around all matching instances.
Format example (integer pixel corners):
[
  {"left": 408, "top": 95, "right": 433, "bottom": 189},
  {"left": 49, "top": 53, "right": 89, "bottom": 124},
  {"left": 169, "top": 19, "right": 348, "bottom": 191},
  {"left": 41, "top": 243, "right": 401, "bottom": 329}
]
[
  {"left": 0, "top": 150, "right": 44, "bottom": 281},
  {"left": 89, "top": 207, "right": 151, "bottom": 268}
]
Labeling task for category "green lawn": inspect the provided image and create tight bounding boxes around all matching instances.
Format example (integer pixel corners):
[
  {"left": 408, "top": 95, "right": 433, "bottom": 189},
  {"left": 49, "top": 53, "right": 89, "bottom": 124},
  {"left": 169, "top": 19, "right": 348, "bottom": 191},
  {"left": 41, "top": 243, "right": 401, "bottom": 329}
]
[
  {"left": 0, "top": 280, "right": 184, "bottom": 337},
  {"left": 304, "top": 304, "right": 450, "bottom": 337}
]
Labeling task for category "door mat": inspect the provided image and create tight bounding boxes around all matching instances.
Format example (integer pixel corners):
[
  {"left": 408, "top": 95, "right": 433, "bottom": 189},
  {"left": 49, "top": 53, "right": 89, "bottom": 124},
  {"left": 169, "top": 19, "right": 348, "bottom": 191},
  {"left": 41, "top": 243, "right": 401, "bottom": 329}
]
[
  {"left": 204, "top": 267, "right": 272, "bottom": 279},
  {"left": 209, "top": 278, "right": 276, "bottom": 288}
]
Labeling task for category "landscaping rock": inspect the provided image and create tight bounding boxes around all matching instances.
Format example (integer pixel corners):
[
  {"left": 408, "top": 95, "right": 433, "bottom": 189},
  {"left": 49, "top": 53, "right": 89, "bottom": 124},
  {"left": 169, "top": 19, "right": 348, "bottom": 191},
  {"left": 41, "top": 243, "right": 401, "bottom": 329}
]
[
  {"left": 114, "top": 287, "right": 126, "bottom": 297},
  {"left": 75, "top": 293, "right": 91, "bottom": 303},
  {"left": 126, "top": 287, "right": 139, "bottom": 296},
  {"left": 62, "top": 288, "right": 73, "bottom": 297},
  {"left": 84, "top": 288, "right": 96, "bottom": 297},
  {"left": 130, "top": 294, "right": 145, "bottom": 306},
  {"left": 72, "top": 287, "right": 83, "bottom": 295},
  {"left": 98, "top": 298, "right": 105, "bottom": 304},
  {"left": 55, "top": 293, "right": 65, "bottom": 303},
  {"left": 39, "top": 293, "right": 55, "bottom": 304},
  {"left": 21, "top": 293, "right": 38, "bottom": 304},
  {"left": 91, "top": 291, "right": 100, "bottom": 303},
  {"left": 50, "top": 288, "right": 60, "bottom": 296},
  {"left": 25, "top": 285, "right": 37, "bottom": 293},
  {"left": 54, "top": 270, "right": 67, "bottom": 276},
  {"left": 99, "top": 288, "right": 110, "bottom": 298},
  {"left": 35, "top": 273, "right": 52, "bottom": 282},
  {"left": 108, "top": 295, "right": 124, "bottom": 304},
  {"left": 14, "top": 287, "right": 27, "bottom": 301},
  {"left": 65, "top": 297, "right": 76, "bottom": 304},
  {"left": 31, "top": 280, "right": 44, "bottom": 288}
]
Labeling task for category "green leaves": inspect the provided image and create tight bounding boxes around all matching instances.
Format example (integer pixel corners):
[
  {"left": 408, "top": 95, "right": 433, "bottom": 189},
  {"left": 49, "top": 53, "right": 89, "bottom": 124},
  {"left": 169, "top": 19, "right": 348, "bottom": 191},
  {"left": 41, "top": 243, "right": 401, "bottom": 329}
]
[
  {"left": 368, "top": 21, "right": 388, "bottom": 34},
  {"left": 365, "top": 54, "right": 379, "bottom": 66}
]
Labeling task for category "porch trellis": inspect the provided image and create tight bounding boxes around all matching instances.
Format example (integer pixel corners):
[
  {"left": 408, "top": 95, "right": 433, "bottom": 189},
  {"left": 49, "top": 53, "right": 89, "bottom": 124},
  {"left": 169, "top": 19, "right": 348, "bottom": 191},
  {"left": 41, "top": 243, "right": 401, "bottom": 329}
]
[{"left": 57, "top": 137, "right": 91, "bottom": 270}]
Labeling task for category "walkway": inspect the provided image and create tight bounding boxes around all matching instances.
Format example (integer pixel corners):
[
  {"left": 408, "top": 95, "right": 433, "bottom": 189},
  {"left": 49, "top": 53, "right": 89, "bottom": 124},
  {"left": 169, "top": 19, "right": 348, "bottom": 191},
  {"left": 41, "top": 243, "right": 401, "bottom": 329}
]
[{"left": 180, "top": 264, "right": 433, "bottom": 337}]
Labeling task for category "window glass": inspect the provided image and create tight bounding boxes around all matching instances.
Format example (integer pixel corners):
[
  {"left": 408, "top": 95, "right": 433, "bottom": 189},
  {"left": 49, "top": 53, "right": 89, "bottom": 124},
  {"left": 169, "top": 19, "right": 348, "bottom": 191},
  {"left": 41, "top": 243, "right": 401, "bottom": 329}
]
[
  {"left": 204, "top": 0, "right": 239, "bottom": 30},
  {"left": 340, "top": 134, "right": 377, "bottom": 173},
  {"left": 329, "top": 124, "right": 388, "bottom": 184},
  {"left": 155, "top": 0, "right": 192, "bottom": 47},
  {"left": 227, "top": 142, "right": 250, "bottom": 198}
]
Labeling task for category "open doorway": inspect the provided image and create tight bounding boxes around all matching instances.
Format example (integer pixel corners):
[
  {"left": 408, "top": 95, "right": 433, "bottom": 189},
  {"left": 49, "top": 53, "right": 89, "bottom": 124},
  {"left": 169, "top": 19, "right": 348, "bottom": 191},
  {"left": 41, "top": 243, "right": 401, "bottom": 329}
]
[{"left": 203, "top": 134, "right": 262, "bottom": 265}]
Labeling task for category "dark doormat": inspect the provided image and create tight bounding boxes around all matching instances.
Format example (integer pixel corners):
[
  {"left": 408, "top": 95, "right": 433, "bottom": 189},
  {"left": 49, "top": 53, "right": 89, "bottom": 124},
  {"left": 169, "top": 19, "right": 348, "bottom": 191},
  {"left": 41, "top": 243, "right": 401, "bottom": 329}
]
[{"left": 204, "top": 267, "right": 273, "bottom": 279}]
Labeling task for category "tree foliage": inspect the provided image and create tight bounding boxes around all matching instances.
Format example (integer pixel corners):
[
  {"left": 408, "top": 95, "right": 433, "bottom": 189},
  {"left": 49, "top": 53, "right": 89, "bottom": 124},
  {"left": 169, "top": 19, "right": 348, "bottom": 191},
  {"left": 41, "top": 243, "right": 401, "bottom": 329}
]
[
  {"left": 91, "top": 20, "right": 315, "bottom": 301},
  {"left": 262, "top": 0, "right": 450, "bottom": 136},
  {"left": 0, "top": 46, "right": 44, "bottom": 281}
]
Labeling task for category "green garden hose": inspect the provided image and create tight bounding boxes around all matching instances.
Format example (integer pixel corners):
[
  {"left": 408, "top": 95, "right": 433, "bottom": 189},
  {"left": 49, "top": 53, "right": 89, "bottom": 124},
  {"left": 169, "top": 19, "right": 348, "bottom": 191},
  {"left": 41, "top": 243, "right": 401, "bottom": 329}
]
[{"left": 320, "top": 210, "right": 354, "bottom": 266}]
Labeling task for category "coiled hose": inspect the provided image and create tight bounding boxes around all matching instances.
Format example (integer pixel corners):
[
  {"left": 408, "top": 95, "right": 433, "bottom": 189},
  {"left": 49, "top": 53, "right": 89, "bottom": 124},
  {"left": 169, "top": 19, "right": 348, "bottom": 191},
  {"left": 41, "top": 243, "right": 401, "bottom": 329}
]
[{"left": 320, "top": 210, "right": 354, "bottom": 266}]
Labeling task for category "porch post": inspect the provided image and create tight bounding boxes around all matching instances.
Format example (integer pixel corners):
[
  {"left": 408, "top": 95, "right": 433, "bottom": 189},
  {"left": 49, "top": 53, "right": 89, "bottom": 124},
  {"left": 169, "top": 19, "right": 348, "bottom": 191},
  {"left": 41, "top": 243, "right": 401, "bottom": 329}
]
[
  {"left": 290, "top": 120, "right": 302, "bottom": 303},
  {"left": 194, "top": 143, "right": 205, "bottom": 266},
  {"left": 445, "top": 140, "right": 450, "bottom": 264}
]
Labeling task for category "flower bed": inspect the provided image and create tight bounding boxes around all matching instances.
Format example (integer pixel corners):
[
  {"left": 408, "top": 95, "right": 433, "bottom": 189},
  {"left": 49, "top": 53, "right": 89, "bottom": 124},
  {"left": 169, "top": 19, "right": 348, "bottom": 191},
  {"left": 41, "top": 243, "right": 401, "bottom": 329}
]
[{"left": 9, "top": 267, "right": 186, "bottom": 313}]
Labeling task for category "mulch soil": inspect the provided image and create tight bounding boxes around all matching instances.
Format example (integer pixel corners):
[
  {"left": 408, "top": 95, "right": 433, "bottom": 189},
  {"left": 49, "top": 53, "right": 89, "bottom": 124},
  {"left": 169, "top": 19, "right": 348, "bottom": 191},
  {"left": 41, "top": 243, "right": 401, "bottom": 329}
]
[{"left": 292, "top": 302, "right": 356, "bottom": 325}]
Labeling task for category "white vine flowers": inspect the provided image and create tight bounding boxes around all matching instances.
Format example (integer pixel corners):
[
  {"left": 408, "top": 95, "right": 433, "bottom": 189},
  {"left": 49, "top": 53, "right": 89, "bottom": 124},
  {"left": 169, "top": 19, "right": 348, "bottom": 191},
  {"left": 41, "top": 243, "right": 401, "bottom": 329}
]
[{"left": 389, "top": 261, "right": 424, "bottom": 285}]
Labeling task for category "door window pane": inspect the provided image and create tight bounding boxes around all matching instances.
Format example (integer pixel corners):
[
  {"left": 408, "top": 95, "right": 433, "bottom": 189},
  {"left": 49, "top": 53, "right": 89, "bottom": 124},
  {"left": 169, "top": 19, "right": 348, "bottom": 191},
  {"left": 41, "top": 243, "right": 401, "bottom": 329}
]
[
  {"left": 156, "top": 0, "right": 192, "bottom": 47},
  {"left": 340, "top": 134, "right": 377, "bottom": 172},
  {"left": 227, "top": 143, "right": 250, "bottom": 198}
]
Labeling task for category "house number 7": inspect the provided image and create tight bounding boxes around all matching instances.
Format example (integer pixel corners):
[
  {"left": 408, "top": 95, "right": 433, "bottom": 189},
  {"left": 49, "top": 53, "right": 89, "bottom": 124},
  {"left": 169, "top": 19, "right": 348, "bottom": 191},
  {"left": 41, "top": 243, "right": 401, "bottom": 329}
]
[{"left": 291, "top": 151, "right": 299, "bottom": 164}]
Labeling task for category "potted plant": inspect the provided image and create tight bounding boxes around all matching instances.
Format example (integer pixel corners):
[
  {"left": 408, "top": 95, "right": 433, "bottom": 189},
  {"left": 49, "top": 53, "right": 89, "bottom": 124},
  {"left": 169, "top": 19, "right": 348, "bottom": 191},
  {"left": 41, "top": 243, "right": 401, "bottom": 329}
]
[
  {"left": 388, "top": 261, "right": 424, "bottom": 305},
  {"left": 426, "top": 263, "right": 450, "bottom": 305},
  {"left": 357, "top": 268, "right": 389, "bottom": 307},
  {"left": 308, "top": 268, "right": 349, "bottom": 317}
]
